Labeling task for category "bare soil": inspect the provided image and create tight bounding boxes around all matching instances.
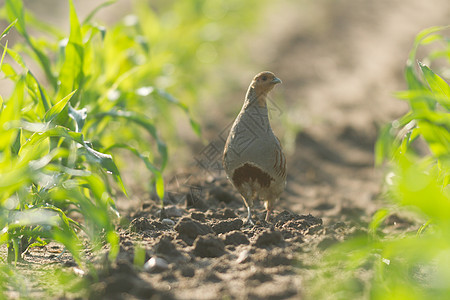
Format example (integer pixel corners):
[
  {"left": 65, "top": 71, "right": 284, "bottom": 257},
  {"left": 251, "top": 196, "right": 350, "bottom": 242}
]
[{"left": 5, "top": 0, "right": 450, "bottom": 299}]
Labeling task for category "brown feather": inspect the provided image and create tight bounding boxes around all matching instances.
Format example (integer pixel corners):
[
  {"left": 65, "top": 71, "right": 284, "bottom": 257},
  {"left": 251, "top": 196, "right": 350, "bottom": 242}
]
[{"left": 232, "top": 163, "right": 274, "bottom": 189}]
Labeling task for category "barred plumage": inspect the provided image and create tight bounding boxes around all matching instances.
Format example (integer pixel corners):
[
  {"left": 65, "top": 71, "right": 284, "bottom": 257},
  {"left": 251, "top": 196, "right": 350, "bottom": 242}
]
[{"left": 222, "top": 71, "right": 286, "bottom": 224}]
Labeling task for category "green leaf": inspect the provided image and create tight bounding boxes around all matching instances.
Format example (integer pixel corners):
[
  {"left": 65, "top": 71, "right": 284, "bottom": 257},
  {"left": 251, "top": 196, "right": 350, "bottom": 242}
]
[
  {"left": 79, "top": 145, "right": 127, "bottom": 196},
  {"left": 133, "top": 243, "right": 146, "bottom": 267},
  {"left": 0, "top": 63, "right": 17, "bottom": 78},
  {"left": 5, "top": 0, "right": 26, "bottom": 37},
  {"left": 189, "top": 118, "right": 202, "bottom": 137},
  {"left": 104, "top": 143, "right": 165, "bottom": 205},
  {"left": 25, "top": 71, "right": 51, "bottom": 112},
  {"left": 57, "top": 0, "right": 84, "bottom": 105},
  {"left": 82, "top": 0, "right": 117, "bottom": 25},
  {"left": 0, "top": 75, "right": 24, "bottom": 152},
  {"left": 375, "top": 124, "right": 395, "bottom": 165},
  {"left": 417, "top": 121, "right": 450, "bottom": 158},
  {"left": 20, "top": 126, "right": 127, "bottom": 196},
  {"left": 10, "top": 128, "right": 21, "bottom": 155},
  {"left": 68, "top": 105, "right": 87, "bottom": 132},
  {"left": 44, "top": 90, "right": 77, "bottom": 122},
  {"left": 24, "top": 11, "right": 65, "bottom": 40},
  {"left": 94, "top": 109, "right": 168, "bottom": 170},
  {"left": 5, "top": 0, "right": 57, "bottom": 89},
  {"left": 419, "top": 62, "right": 450, "bottom": 103},
  {"left": 369, "top": 208, "right": 390, "bottom": 235},
  {"left": 155, "top": 88, "right": 202, "bottom": 137},
  {"left": 0, "top": 19, "right": 17, "bottom": 40},
  {"left": 408, "top": 26, "right": 450, "bottom": 63},
  {"left": 4, "top": 45, "right": 26, "bottom": 69},
  {"left": 106, "top": 231, "right": 119, "bottom": 261},
  {"left": 0, "top": 40, "right": 8, "bottom": 72}
]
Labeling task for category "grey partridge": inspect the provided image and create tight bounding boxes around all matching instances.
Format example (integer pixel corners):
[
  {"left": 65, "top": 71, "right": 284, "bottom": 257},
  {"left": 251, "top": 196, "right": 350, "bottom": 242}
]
[{"left": 222, "top": 71, "right": 286, "bottom": 224}]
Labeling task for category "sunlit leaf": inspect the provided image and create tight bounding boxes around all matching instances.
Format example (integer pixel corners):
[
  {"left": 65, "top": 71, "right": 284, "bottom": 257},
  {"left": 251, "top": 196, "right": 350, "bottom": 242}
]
[
  {"left": 94, "top": 109, "right": 168, "bottom": 170},
  {"left": 419, "top": 62, "right": 450, "bottom": 109},
  {"left": 44, "top": 90, "right": 77, "bottom": 122},
  {"left": 57, "top": 0, "right": 84, "bottom": 105},
  {"left": 83, "top": 0, "right": 117, "bottom": 25},
  {"left": 369, "top": 208, "right": 390, "bottom": 235},
  {"left": 68, "top": 105, "right": 87, "bottom": 132},
  {"left": 104, "top": 143, "right": 165, "bottom": 204},
  {"left": 0, "top": 19, "right": 17, "bottom": 40},
  {"left": 0, "top": 41, "right": 8, "bottom": 72},
  {"left": 5, "top": 0, "right": 56, "bottom": 88}
]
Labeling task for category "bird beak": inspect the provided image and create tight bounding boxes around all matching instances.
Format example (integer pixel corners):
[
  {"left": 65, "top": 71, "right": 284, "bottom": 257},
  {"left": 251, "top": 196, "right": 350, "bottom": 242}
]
[{"left": 272, "top": 77, "right": 282, "bottom": 84}]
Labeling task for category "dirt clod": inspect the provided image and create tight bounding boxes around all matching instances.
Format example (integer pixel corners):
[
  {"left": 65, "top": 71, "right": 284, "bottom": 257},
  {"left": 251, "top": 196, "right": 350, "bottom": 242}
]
[
  {"left": 317, "top": 236, "right": 340, "bottom": 250},
  {"left": 223, "top": 230, "right": 250, "bottom": 245},
  {"left": 207, "top": 208, "right": 239, "bottom": 220},
  {"left": 212, "top": 218, "right": 243, "bottom": 234},
  {"left": 253, "top": 249, "right": 294, "bottom": 267},
  {"left": 89, "top": 260, "right": 162, "bottom": 299},
  {"left": 179, "top": 265, "right": 196, "bottom": 277},
  {"left": 129, "top": 217, "right": 154, "bottom": 232},
  {"left": 247, "top": 269, "right": 273, "bottom": 283},
  {"left": 174, "top": 217, "right": 213, "bottom": 245},
  {"left": 190, "top": 211, "right": 206, "bottom": 222},
  {"left": 154, "top": 237, "right": 182, "bottom": 258},
  {"left": 193, "top": 234, "right": 226, "bottom": 257},
  {"left": 254, "top": 229, "right": 284, "bottom": 248}
]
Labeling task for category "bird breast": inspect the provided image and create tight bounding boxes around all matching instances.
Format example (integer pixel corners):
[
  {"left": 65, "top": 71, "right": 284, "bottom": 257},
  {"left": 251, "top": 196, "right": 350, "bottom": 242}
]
[{"left": 223, "top": 106, "right": 286, "bottom": 182}]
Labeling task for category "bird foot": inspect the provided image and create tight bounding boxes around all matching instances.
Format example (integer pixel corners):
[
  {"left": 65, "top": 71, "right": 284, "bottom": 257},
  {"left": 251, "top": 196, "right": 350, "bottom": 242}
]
[
  {"left": 245, "top": 216, "right": 255, "bottom": 226},
  {"left": 245, "top": 206, "right": 255, "bottom": 226},
  {"left": 265, "top": 210, "right": 272, "bottom": 223}
]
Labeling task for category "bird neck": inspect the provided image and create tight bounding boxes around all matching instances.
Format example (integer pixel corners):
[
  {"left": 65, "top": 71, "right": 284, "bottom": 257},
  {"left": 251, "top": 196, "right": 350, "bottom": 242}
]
[
  {"left": 241, "top": 87, "right": 271, "bottom": 133},
  {"left": 244, "top": 86, "right": 269, "bottom": 109}
]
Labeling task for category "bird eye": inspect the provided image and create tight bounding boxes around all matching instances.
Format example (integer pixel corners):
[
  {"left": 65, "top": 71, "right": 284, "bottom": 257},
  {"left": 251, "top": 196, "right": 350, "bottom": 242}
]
[{"left": 261, "top": 76, "right": 267, "bottom": 81}]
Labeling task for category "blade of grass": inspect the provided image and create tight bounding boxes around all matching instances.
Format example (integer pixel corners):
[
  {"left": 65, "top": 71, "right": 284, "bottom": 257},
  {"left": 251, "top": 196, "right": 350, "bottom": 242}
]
[
  {"left": 57, "top": 0, "right": 84, "bottom": 105},
  {"left": 0, "top": 40, "right": 8, "bottom": 75},
  {"left": 0, "top": 19, "right": 17, "bottom": 40},
  {"left": 44, "top": 90, "right": 77, "bottom": 123},
  {"left": 94, "top": 109, "right": 168, "bottom": 170},
  {"left": 82, "top": 0, "right": 117, "bottom": 25},
  {"left": 5, "top": 0, "right": 57, "bottom": 89},
  {"left": 104, "top": 143, "right": 165, "bottom": 205}
]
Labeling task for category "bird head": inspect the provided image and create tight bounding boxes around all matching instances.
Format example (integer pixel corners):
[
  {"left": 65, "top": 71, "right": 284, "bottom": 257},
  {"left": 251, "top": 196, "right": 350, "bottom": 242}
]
[{"left": 251, "top": 71, "right": 282, "bottom": 95}]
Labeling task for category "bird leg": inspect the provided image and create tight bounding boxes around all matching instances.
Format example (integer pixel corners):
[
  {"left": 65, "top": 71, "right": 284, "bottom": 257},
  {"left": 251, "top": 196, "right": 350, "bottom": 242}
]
[
  {"left": 246, "top": 206, "right": 255, "bottom": 226},
  {"left": 264, "top": 200, "right": 274, "bottom": 222}
]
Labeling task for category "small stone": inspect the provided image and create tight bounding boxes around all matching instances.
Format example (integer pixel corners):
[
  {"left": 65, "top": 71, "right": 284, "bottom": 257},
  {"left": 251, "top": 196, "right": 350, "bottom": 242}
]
[
  {"left": 161, "top": 218, "right": 175, "bottom": 226},
  {"left": 144, "top": 256, "right": 169, "bottom": 272},
  {"left": 72, "top": 267, "right": 85, "bottom": 276},
  {"left": 236, "top": 249, "right": 250, "bottom": 264}
]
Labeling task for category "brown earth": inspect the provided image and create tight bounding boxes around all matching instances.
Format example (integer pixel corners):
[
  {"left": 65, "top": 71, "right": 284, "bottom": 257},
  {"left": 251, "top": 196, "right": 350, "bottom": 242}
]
[{"left": 5, "top": 0, "right": 450, "bottom": 299}]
